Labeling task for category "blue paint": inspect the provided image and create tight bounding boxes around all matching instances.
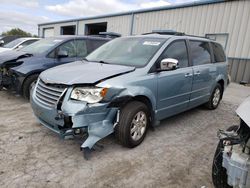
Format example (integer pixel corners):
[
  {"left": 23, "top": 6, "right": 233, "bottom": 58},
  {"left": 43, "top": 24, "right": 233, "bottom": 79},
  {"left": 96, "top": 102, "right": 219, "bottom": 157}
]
[
  {"left": 0, "top": 36, "right": 110, "bottom": 94},
  {"left": 30, "top": 34, "right": 228, "bottom": 150}
]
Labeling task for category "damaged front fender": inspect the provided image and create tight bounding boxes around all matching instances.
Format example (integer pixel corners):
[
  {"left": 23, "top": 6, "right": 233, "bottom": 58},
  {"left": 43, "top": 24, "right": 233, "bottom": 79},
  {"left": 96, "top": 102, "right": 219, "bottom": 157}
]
[{"left": 31, "top": 86, "right": 119, "bottom": 150}]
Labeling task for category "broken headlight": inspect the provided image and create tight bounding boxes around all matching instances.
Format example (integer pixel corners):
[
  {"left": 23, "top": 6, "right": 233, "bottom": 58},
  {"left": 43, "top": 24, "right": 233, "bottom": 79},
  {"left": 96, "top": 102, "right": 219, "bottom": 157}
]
[{"left": 70, "top": 87, "right": 108, "bottom": 103}]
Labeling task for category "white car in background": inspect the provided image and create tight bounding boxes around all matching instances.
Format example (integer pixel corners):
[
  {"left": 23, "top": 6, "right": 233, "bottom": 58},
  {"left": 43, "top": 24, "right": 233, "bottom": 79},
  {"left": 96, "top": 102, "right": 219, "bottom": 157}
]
[{"left": 0, "top": 38, "right": 40, "bottom": 53}]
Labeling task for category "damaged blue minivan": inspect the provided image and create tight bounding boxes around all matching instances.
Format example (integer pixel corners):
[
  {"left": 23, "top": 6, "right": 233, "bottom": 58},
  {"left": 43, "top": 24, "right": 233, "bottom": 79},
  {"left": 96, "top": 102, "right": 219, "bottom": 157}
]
[
  {"left": 31, "top": 31, "right": 228, "bottom": 157},
  {"left": 0, "top": 35, "right": 111, "bottom": 99}
]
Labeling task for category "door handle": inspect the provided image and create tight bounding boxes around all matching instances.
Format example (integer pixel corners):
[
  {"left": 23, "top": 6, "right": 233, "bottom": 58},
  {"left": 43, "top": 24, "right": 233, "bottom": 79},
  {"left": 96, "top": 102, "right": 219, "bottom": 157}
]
[
  {"left": 185, "top": 73, "right": 193, "bottom": 78},
  {"left": 194, "top": 71, "right": 201, "bottom": 76}
]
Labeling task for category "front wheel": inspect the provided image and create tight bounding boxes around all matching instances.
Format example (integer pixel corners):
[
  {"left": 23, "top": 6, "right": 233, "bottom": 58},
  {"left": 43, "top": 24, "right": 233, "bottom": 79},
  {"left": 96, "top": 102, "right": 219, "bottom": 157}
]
[
  {"left": 206, "top": 83, "right": 223, "bottom": 110},
  {"left": 115, "top": 101, "right": 150, "bottom": 148},
  {"left": 22, "top": 74, "right": 39, "bottom": 100}
]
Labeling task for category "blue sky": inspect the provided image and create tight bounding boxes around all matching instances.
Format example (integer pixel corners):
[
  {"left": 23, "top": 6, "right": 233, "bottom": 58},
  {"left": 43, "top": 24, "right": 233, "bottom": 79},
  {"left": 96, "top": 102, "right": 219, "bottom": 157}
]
[{"left": 0, "top": 0, "right": 195, "bottom": 35}]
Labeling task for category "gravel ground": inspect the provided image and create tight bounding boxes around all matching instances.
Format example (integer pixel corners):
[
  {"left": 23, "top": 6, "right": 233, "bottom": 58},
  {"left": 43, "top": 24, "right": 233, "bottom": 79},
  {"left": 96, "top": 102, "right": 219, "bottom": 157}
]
[{"left": 0, "top": 83, "right": 250, "bottom": 188}]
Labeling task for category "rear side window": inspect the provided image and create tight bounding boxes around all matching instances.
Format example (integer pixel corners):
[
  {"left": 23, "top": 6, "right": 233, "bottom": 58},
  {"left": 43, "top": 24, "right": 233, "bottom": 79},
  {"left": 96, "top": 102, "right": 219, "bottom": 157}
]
[
  {"left": 75, "top": 40, "right": 88, "bottom": 57},
  {"left": 19, "top": 40, "right": 37, "bottom": 48},
  {"left": 211, "top": 42, "right": 226, "bottom": 62},
  {"left": 190, "top": 41, "right": 211, "bottom": 66},
  {"left": 88, "top": 40, "right": 107, "bottom": 53},
  {"left": 160, "top": 40, "right": 189, "bottom": 68}
]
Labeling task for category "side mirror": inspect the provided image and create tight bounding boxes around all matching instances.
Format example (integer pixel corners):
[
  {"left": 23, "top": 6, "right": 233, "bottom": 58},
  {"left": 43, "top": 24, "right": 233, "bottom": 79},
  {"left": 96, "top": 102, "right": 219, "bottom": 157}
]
[
  {"left": 57, "top": 50, "right": 68, "bottom": 58},
  {"left": 16, "top": 45, "right": 23, "bottom": 49},
  {"left": 159, "top": 58, "right": 179, "bottom": 71}
]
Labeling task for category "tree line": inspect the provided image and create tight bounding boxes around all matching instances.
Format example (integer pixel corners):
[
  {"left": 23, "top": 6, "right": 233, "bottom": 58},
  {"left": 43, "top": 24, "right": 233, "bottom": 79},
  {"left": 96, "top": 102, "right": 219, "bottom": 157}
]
[{"left": 1, "top": 28, "right": 38, "bottom": 37}]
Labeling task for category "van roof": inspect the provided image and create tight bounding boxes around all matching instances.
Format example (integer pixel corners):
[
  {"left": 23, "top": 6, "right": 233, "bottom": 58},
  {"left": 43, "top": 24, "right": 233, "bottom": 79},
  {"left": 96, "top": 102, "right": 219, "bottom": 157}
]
[
  {"left": 141, "top": 30, "right": 211, "bottom": 41},
  {"left": 44, "top": 35, "right": 111, "bottom": 41},
  {"left": 125, "top": 33, "right": 210, "bottom": 42}
]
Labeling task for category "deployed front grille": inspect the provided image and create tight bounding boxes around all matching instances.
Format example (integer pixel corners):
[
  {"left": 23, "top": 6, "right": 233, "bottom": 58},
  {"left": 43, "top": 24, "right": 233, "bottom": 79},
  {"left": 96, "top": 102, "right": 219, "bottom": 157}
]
[{"left": 35, "top": 79, "right": 66, "bottom": 107}]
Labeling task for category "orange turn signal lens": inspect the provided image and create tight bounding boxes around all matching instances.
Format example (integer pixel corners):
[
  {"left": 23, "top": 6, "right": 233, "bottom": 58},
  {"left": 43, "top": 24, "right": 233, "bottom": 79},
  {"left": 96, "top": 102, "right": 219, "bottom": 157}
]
[{"left": 100, "top": 88, "right": 108, "bottom": 97}]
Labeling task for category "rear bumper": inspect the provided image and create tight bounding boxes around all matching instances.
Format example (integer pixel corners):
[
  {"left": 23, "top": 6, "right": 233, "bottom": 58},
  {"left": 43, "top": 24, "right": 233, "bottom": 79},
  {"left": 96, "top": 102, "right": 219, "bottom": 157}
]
[{"left": 30, "top": 86, "right": 117, "bottom": 149}]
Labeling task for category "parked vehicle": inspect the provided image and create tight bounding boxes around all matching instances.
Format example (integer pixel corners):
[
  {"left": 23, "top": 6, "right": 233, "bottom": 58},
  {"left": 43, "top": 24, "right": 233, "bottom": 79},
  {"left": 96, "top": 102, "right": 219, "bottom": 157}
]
[
  {"left": 0, "top": 35, "right": 22, "bottom": 47},
  {"left": 0, "top": 37, "right": 40, "bottom": 53},
  {"left": 212, "top": 97, "right": 250, "bottom": 188},
  {"left": 30, "top": 31, "right": 228, "bottom": 158},
  {"left": 0, "top": 35, "right": 111, "bottom": 99}
]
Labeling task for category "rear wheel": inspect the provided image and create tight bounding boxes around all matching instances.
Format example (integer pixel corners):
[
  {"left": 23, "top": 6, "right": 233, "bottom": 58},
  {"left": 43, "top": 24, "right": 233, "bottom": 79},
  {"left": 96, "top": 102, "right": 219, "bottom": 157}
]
[
  {"left": 115, "top": 101, "right": 150, "bottom": 148},
  {"left": 22, "top": 74, "right": 39, "bottom": 100},
  {"left": 206, "top": 83, "right": 223, "bottom": 110},
  {"left": 212, "top": 125, "right": 238, "bottom": 188}
]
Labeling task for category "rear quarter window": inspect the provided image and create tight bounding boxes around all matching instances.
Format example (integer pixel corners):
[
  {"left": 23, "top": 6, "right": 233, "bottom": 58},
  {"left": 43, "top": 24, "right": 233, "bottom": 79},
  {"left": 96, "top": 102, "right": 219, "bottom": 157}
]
[
  {"left": 88, "top": 40, "right": 108, "bottom": 53},
  {"left": 211, "top": 42, "right": 226, "bottom": 62}
]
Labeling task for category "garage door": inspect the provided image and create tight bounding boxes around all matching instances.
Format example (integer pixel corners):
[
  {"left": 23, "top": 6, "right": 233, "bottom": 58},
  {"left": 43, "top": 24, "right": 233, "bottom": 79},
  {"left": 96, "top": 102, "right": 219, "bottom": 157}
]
[{"left": 43, "top": 28, "right": 54, "bottom": 37}]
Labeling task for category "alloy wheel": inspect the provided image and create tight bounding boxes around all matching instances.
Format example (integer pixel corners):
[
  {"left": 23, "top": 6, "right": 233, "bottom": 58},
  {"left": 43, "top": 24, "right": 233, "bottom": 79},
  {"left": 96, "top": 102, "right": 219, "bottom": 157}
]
[
  {"left": 212, "top": 88, "right": 221, "bottom": 107},
  {"left": 130, "top": 111, "right": 147, "bottom": 141}
]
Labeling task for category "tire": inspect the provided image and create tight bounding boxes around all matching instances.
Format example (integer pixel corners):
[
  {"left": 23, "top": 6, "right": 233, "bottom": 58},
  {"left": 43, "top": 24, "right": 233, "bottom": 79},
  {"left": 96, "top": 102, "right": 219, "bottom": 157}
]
[
  {"left": 115, "top": 101, "right": 150, "bottom": 148},
  {"left": 206, "top": 83, "right": 223, "bottom": 110},
  {"left": 212, "top": 125, "right": 239, "bottom": 188},
  {"left": 22, "top": 74, "right": 39, "bottom": 100}
]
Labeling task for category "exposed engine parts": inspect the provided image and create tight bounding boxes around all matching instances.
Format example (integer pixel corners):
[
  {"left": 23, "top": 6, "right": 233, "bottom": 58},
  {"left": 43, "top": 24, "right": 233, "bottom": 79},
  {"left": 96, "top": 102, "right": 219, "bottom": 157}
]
[{"left": 217, "top": 121, "right": 250, "bottom": 188}]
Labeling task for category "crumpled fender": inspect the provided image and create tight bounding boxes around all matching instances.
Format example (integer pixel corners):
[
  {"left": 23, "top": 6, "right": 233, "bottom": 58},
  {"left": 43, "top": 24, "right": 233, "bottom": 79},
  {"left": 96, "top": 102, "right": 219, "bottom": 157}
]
[
  {"left": 107, "top": 86, "right": 157, "bottom": 112},
  {"left": 10, "top": 57, "right": 53, "bottom": 76},
  {"left": 60, "top": 88, "right": 118, "bottom": 149},
  {"left": 11, "top": 63, "right": 45, "bottom": 76},
  {"left": 97, "top": 71, "right": 158, "bottom": 112}
]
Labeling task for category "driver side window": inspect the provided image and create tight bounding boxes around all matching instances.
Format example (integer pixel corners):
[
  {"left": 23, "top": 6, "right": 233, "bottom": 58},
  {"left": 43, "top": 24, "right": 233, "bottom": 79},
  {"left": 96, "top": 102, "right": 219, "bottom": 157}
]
[
  {"left": 57, "top": 40, "right": 76, "bottom": 58},
  {"left": 160, "top": 40, "right": 189, "bottom": 68}
]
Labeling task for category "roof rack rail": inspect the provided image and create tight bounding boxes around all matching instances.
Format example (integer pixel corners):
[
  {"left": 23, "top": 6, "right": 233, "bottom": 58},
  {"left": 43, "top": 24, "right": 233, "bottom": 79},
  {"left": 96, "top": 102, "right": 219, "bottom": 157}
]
[
  {"left": 143, "top": 30, "right": 209, "bottom": 39},
  {"left": 98, "top": 32, "right": 121, "bottom": 38},
  {"left": 143, "top": 30, "right": 185, "bottom": 36},
  {"left": 185, "top": 34, "right": 209, "bottom": 39}
]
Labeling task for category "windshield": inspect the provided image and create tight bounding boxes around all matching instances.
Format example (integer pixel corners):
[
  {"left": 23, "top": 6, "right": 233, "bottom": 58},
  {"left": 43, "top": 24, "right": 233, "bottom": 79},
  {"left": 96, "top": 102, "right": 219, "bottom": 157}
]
[
  {"left": 20, "top": 38, "right": 63, "bottom": 55},
  {"left": 86, "top": 37, "right": 166, "bottom": 67},
  {"left": 3, "top": 38, "right": 26, "bottom": 48}
]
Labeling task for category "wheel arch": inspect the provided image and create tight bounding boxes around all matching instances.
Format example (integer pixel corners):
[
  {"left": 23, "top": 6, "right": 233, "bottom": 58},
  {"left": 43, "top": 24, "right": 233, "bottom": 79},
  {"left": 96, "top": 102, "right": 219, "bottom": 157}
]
[
  {"left": 133, "top": 95, "right": 153, "bottom": 116},
  {"left": 217, "top": 79, "right": 225, "bottom": 99},
  {"left": 21, "top": 71, "right": 41, "bottom": 93},
  {"left": 218, "top": 79, "right": 224, "bottom": 89},
  {"left": 213, "top": 74, "right": 226, "bottom": 98},
  {"left": 108, "top": 94, "right": 155, "bottom": 124},
  {"left": 21, "top": 71, "right": 41, "bottom": 86}
]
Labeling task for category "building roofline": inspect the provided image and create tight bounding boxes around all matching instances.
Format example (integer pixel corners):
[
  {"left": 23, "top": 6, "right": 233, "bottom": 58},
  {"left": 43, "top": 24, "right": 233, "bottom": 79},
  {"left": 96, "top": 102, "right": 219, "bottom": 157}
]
[{"left": 38, "top": 0, "right": 226, "bottom": 26}]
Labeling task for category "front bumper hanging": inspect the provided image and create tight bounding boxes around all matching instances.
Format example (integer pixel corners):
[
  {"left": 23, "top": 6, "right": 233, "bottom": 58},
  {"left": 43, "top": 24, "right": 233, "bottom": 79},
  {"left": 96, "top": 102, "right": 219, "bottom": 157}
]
[{"left": 31, "top": 86, "right": 118, "bottom": 158}]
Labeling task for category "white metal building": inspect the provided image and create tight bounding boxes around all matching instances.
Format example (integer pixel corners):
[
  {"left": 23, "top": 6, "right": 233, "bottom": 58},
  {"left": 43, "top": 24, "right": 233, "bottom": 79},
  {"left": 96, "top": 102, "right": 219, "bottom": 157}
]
[{"left": 38, "top": 0, "right": 250, "bottom": 83}]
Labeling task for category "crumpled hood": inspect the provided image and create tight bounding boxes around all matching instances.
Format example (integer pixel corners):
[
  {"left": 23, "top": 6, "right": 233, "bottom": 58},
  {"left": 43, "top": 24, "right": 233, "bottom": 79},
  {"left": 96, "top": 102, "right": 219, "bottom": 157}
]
[
  {"left": 0, "top": 50, "right": 33, "bottom": 67},
  {"left": 236, "top": 96, "right": 250, "bottom": 127},
  {"left": 40, "top": 61, "right": 135, "bottom": 85}
]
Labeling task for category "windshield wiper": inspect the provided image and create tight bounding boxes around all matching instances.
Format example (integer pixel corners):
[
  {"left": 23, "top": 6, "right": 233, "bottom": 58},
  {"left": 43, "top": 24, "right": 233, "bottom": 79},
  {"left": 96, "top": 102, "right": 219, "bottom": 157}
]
[
  {"left": 86, "top": 59, "right": 111, "bottom": 64},
  {"left": 82, "top": 57, "right": 88, "bottom": 62},
  {"left": 99, "top": 60, "right": 110, "bottom": 64}
]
